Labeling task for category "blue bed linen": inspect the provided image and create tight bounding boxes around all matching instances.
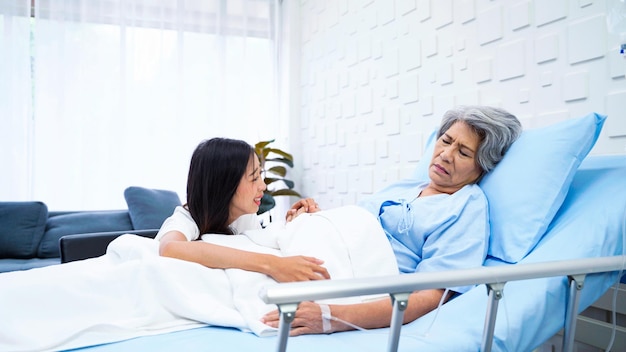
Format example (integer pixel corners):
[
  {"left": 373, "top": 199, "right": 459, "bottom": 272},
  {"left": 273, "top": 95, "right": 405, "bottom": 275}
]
[
  {"left": 69, "top": 156, "right": 626, "bottom": 352},
  {"left": 70, "top": 325, "right": 443, "bottom": 351},
  {"left": 402, "top": 155, "right": 626, "bottom": 352}
]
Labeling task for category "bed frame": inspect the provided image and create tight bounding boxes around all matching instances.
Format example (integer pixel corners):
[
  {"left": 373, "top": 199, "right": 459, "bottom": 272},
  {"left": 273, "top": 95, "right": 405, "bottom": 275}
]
[
  {"left": 60, "top": 154, "right": 625, "bottom": 352},
  {"left": 261, "top": 256, "right": 626, "bottom": 352}
]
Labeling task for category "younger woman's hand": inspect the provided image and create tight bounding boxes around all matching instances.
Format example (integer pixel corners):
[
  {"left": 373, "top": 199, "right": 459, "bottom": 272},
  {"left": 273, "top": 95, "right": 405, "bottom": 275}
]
[
  {"left": 286, "top": 198, "right": 320, "bottom": 222},
  {"left": 266, "top": 256, "right": 330, "bottom": 282}
]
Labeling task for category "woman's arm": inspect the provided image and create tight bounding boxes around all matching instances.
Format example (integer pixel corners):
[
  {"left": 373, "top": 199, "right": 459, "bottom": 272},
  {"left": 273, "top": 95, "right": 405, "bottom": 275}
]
[
  {"left": 261, "top": 288, "right": 450, "bottom": 335},
  {"left": 159, "top": 231, "right": 330, "bottom": 282}
]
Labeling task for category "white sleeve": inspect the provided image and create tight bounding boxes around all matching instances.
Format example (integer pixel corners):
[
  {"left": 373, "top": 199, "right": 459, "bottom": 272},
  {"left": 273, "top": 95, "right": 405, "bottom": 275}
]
[{"left": 155, "top": 206, "right": 200, "bottom": 241}]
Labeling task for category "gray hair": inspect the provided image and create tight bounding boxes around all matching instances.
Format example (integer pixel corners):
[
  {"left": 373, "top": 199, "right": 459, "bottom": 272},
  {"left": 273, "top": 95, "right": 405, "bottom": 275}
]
[{"left": 438, "top": 105, "right": 522, "bottom": 176}]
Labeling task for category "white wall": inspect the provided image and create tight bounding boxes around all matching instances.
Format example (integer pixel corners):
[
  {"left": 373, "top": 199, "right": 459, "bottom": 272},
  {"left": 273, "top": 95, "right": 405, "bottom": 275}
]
[{"left": 287, "top": 0, "right": 626, "bottom": 209}]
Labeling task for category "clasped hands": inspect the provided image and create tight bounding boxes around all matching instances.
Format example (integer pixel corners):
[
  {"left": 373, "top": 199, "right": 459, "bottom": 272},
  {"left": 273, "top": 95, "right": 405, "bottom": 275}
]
[
  {"left": 262, "top": 198, "right": 333, "bottom": 334},
  {"left": 285, "top": 197, "right": 320, "bottom": 222}
]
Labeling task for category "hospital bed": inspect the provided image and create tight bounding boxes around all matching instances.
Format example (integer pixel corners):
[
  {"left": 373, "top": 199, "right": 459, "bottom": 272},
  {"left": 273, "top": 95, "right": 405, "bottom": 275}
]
[{"left": 62, "top": 113, "right": 625, "bottom": 352}]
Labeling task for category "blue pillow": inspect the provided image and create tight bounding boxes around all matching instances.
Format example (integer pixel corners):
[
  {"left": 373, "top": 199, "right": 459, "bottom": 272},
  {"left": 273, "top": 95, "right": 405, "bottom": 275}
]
[
  {"left": 411, "top": 128, "right": 437, "bottom": 181},
  {"left": 0, "top": 202, "right": 48, "bottom": 259},
  {"left": 124, "top": 186, "right": 181, "bottom": 230},
  {"left": 482, "top": 112, "right": 605, "bottom": 263},
  {"left": 409, "top": 112, "right": 606, "bottom": 263}
]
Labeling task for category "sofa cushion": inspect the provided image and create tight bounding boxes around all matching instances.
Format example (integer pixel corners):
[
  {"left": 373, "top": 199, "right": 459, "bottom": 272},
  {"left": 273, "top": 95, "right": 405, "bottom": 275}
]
[
  {"left": 0, "top": 258, "right": 61, "bottom": 273},
  {"left": 124, "top": 186, "right": 181, "bottom": 230},
  {"left": 39, "top": 211, "right": 133, "bottom": 258},
  {"left": 0, "top": 202, "right": 48, "bottom": 259}
]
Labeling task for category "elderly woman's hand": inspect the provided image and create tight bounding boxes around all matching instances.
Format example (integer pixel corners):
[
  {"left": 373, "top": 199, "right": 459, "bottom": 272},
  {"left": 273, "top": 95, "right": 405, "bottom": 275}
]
[
  {"left": 261, "top": 301, "right": 330, "bottom": 335},
  {"left": 285, "top": 198, "right": 320, "bottom": 222}
]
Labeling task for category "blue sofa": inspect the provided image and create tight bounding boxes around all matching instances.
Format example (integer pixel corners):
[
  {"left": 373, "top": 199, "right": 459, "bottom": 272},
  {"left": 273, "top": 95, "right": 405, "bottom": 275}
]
[{"left": 0, "top": 187, "right": 181, "bottom": 273}]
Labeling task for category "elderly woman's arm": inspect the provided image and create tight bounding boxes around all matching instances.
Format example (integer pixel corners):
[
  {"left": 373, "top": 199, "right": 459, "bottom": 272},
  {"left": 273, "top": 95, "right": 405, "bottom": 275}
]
[
  {"left": 159, "top": 231, "right": 330, "bottom": 282},
  {"left": 261, "top": 288, "right": 452, "bottom": 335}
]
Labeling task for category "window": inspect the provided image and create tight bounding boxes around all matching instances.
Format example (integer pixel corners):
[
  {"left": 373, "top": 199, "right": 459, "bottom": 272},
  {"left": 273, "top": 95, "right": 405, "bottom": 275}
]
[{"left": 1, "top": 0, "right": 280, "bottom": 210}]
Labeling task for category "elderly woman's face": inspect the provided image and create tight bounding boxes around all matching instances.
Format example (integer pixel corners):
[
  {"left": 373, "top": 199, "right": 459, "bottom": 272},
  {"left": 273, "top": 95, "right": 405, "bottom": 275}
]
[{"left": 428, "top": 121, "right": 483, "bottom": 194}]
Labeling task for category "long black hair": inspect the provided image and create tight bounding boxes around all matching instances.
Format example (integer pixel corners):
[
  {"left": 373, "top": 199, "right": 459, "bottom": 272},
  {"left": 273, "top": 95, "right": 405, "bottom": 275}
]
[{"left": 186, "top": 137, "right": 255, "bottom": 236}]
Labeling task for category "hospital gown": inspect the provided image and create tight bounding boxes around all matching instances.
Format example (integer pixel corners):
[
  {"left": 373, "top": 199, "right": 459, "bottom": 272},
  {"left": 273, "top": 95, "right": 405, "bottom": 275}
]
[{"left": 358, "top": 180, "right": 489, "bottom": 294}]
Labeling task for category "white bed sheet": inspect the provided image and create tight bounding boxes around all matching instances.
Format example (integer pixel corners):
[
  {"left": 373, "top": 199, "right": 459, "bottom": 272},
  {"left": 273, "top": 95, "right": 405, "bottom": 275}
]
[
  {"left": 66, "top": 156, "right": 626, "bottom": 352},
  {"left": 0, "top": 205, "right": 399, "bottom": 352}
]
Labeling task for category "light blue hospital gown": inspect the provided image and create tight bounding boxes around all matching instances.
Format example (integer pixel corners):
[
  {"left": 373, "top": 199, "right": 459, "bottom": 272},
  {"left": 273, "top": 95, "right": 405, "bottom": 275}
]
[{"left": 358, "top": 179, "right": 489, "bottom": 294}]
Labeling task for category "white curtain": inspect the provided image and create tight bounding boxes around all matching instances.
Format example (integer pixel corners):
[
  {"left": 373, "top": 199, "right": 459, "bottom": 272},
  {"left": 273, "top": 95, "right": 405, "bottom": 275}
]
[{"left": 0, "top": 0, "right": 280, "bottom": 210}]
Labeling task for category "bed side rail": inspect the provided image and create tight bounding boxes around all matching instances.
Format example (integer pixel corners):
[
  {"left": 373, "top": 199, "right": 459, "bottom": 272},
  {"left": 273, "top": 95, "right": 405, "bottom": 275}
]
[{"left": 259, "top": 256, "right": 626, "bottom": 352}]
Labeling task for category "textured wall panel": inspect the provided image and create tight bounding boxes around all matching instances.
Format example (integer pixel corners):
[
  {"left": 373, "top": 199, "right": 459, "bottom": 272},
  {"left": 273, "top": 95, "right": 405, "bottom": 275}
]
[
  {"left": 295, "top": 0, "right": 625, "bottom": 209},
  {"left": 474, "top": 57, "right": 493, "bottom": 83},
  {"left": 361, "top": 141, "right": 377, "bottom": 165},
  {"left": 383, "top": 46, "right": 400, "bottom": 77},
  {"left": 496, "top": 39, "right": 526, "bottom": 81},
  {"left": 519, "top": 88, "right": 530, "bottom": 104},
  {"left": 456, "top": 0, "right": 476, "bottom": 24},
  {"left": 400, "top": 73, "right": 419, "bottom": 103},
  {"left": 438, "top": 62, "right": 454, "bottom": 85},
  {"left": 386, "top": 78, "right": 399, "bottom": 98},
  {"left": 432, "top": 0, "right": 453, "bottom": 29},
  {"left": 357, "top": 169, "right": 375, "bottom": 194},
  {"left": 540, "top": 71, "right": 553, "bottom": 87},
  {"left": 563, "top": 71, "right": 589, "bottom": 102},
  {"left": 608, "top": 46, "right": 626, "bottom": 78},
  {"left": 477, "top": 4, "right": 503, "bottom": 45},
  {"left": 400, "top": 35, "right": 422, "bottom": 72},
  {"left": 456, "top": 90, "right": 480, "bottom": 106},
  {"left": 535, "top": 0, "right": 568, "bottom": 27},
  {"left": 376, "top": 138, "right": 389, "bottom": 158},
  {"left": 385, "top": 106, "right": 401, "bottom": 135},
  {"left": 606, "top": 91, "right": 626, "bottom": 137},
  {"left": 420, "top": 95, "right": 434, "bottom": 116},
  {"left": 346, "top": 143, "right": 359, "bottom": 166},
  {"left": 417, "top": 0, "right": 430, "bottom": 21},
  {"left": 335, "top": 169, "right": 348, "bottom": 193},
  {"left": 399, "top": 36, "right": 422, "bottom": 72},
  {"left": 378, "top": 0, "right": 396, "bottom": 25},
  {"left": 358, "top": 87, "right": 373, "bottom": 114},
  {"left": 342, "top": 92, "right": 356, "bottom": 117},
  {"left": 358, "top": 35, "right": 373, "bottom": 61},
  {"left": 510, "top": 0, "right": 531, "bottom": 30},
  {"left": 399, "top": 0, "right": 417, "bottom": 16},
  {"left": 567, "top": 14, "right": 606, "bottom": 64},
  {"left": 535, "top": 34, "right": 559, "bottom": 63},
  {"left": 401, "top": 133, "right": 423, "bottom": 162},
  {"left": 536, "top": 110, "right": 568, "bottom": 127},
  {"left": 423, "top": 33, "right": 438, "bottom": 57}
]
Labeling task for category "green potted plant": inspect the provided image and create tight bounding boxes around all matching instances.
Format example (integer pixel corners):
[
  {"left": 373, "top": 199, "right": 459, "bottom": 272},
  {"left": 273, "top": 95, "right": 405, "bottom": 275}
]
[{"left": 254, "top": 140, "right": 302, "bottom": 216}]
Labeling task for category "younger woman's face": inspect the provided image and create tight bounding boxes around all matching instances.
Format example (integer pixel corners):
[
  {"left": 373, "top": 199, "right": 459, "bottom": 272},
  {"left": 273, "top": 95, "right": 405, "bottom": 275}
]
[{"left": 229, "top": 155, "right": 266, "bottom": 223}]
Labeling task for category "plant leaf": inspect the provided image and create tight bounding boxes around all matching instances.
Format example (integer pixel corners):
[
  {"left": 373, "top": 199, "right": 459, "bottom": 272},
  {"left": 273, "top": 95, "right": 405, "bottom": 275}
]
[
  {"left": 257, "top": 192, "right": 275, "bottom": 215},
  {"left": 255, "top": 140, "right": 274, "bottom": 149},
  {"left": 267, "top": 166, "right": 287, "bottom": 177},
  {"left": 265, "top": 157, "right": 294, "bottom": 168},
  {"left": 281, "top": 179, "right": 295, "bottom": 189},
  {"left": 267, "top": 148, "right": 293, "bottom": 161},
  {"left": 263, "top": 177, "right": 281, "bottom": 186}
]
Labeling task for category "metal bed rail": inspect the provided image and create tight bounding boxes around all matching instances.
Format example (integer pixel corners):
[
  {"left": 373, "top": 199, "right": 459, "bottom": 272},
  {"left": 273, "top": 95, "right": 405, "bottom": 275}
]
[{"left": 259, "top": 256, "right": 626, "bottom": 352}]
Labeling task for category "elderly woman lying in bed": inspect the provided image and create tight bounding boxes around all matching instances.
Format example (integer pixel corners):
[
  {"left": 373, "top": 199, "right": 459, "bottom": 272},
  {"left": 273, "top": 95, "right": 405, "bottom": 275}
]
[{"left": 158, "top": 105, "right": 522, "bottom": 335}]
